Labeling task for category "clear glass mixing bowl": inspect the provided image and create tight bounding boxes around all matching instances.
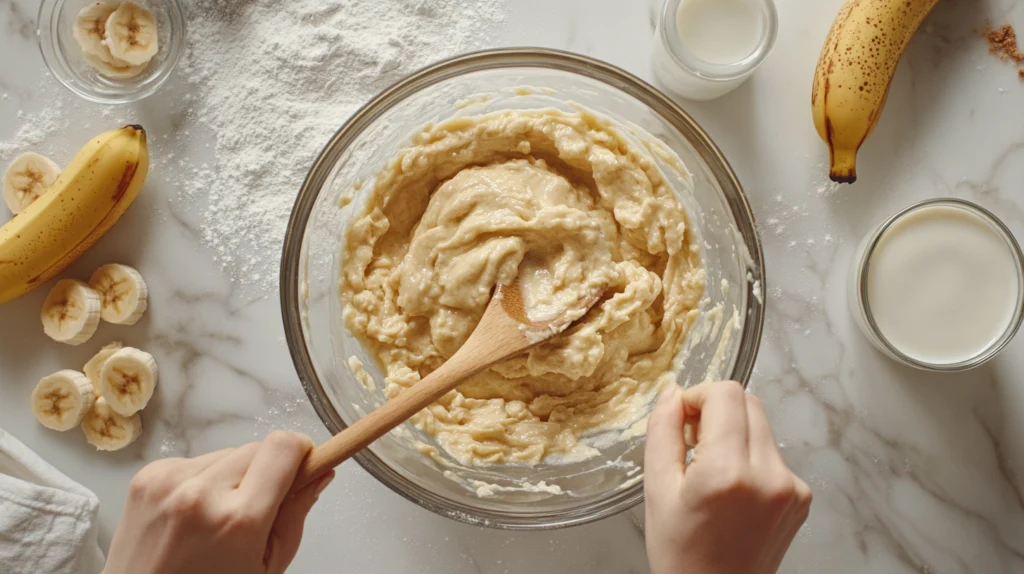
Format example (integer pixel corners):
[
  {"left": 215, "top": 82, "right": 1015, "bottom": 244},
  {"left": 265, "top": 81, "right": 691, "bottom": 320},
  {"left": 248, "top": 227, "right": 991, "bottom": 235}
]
[{"left": 281, "top": 49, "right": 765, "bottom": 529}]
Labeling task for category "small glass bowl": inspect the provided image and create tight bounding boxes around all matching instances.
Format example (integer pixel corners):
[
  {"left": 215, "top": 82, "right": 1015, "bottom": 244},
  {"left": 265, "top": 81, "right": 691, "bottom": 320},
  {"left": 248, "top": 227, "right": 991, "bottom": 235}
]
[
  {"left": 37, "top": 0, "right": 184, "bottom": 104},
  {"left": 849, "top": 198, "right": 1024, "bottom": 372},
  {"left": 652, "top": 0, "right": 778, "bottom": 101}
]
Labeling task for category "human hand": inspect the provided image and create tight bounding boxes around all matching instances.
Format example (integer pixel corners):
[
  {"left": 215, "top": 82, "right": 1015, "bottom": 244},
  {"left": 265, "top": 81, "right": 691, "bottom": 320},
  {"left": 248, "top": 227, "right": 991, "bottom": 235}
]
[
  {"left": 644, "top": 381, "right": 812, "bottom": 574},
  {"left": 104, "top": 431, "right": 334, "bottom": 574}
]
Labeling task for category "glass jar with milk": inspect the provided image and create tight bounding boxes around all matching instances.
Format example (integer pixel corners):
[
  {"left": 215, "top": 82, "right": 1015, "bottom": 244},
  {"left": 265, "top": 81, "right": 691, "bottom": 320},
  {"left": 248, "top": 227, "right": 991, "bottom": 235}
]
[
  {"left": 652, "top": 0, "right": 778, "bottom": 100},
  {"left": 850, "top": 199, "right": 1024, "bottom": 371}
]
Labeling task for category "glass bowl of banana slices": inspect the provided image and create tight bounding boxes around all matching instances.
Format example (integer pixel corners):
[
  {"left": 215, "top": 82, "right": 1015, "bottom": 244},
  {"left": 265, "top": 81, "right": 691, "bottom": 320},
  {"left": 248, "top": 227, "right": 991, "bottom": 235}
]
[{"left": 37, "top": 0, "right": 184, "bottom": 104}]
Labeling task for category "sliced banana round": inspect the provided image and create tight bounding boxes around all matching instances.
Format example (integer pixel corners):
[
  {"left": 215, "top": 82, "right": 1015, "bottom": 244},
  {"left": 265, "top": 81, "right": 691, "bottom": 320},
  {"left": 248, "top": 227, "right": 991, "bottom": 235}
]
[
  {"left": 103, "top": 2, "right": 159, "bottom": 66},
  {"left": 41, "top": 279, "right": 102, "bottom": 346},
  {"left": 84, "top": 341, "right": 123, "bottom": 386},
  {"left": 100, "top": 346, "right": 157, "bottom": 416},
  {"left": 3, "top": 152, "right": 61, "bottom": 214},
  {"left": 81, "top": 51, "right": 149, "bottom": 79},
  {"left": 72, "top": 2, "right": 119, "bottom": 63},
  {"left": 81, "top": 396, "right": 142, "bottom": 451},
  {"left": 31, "top": 370, "right": 96, "bottom": 431},
  {"left": 89, "top": 264, "right": 148, "bottom": 324}
]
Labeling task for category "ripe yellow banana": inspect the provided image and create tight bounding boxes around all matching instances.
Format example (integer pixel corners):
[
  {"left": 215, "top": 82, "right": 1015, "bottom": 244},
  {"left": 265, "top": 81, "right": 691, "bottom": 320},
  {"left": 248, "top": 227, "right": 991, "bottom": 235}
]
[
  {"left": 812, "top": 0, "right": 940, "bottom": 183},
  {"left": 0, "top": 125, "right": 149, "bottom": 303}
]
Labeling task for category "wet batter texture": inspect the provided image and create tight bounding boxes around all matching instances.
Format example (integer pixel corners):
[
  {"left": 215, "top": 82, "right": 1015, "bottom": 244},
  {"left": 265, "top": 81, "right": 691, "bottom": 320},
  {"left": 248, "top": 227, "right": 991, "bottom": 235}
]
[{"left": 341, "top": 108, "right": 705, "bottom": 465}]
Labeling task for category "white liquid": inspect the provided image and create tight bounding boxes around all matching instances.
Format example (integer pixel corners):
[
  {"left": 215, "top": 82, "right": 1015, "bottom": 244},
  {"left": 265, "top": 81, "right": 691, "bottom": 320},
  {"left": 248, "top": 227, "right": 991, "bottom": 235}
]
[
  {"left": 866, "top": 205, "right": 1020, "bottom": 365},
  {"left": 676, "top": 0, "right": 761, "bottom": 64}
]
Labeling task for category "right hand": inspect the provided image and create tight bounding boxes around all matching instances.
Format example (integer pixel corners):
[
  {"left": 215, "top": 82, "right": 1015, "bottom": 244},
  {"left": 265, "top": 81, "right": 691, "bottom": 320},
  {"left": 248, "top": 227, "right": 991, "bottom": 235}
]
[
  {"left": 644, "top": 381, "right": 812, "bottom": 574},
  {"left": 103, "top": 431, "right": 334, "bottom": 574}
]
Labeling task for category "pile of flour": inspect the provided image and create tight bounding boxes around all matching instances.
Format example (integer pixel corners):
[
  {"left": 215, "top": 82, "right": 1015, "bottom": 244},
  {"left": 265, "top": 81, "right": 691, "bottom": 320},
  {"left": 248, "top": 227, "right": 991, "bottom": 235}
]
[{"left": 180, "top": 0, "right": 507, "bottom": 293}]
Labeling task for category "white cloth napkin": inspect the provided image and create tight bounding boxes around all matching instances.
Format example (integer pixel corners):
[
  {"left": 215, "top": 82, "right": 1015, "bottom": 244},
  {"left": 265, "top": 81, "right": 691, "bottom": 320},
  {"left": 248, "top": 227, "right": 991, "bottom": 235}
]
[{"left": 0, "top": 428, "right": 105, "bottom": 574}]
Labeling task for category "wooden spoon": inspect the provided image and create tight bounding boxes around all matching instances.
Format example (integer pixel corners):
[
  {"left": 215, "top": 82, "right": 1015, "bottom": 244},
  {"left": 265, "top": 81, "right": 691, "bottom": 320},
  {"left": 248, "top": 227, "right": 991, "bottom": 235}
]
[{"left": 292, "top": 282, "right": 601, "bottom": 491}]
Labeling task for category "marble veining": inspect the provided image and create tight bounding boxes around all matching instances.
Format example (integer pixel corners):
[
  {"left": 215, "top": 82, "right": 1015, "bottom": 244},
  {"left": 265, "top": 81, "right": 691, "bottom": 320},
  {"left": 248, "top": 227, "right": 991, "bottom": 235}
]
[
  {"left": 2, "top": 0, "right": 1024, "bottom": 572},
  {"left": 2, "top": 0, "right": 33, "bottom": 40}
]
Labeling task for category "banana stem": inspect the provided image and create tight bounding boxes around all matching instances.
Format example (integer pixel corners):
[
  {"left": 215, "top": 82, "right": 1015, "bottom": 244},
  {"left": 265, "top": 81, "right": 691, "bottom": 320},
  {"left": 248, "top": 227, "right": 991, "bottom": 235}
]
[{"left": 829, "top": 147, "right": 858, "bottom": 184}]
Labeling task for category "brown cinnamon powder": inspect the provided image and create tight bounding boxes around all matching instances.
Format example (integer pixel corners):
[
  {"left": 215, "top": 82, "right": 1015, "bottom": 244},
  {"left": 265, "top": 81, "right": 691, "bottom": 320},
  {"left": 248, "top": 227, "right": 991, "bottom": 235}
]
[{"left": 982, "top": 22, "right": 1024, "bottom": 79}]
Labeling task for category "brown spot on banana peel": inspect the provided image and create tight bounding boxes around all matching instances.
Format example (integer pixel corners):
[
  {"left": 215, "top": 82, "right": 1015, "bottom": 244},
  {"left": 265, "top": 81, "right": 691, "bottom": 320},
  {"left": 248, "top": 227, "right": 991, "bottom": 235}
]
[
  {"left": 813, "top": 1, "right": 853, "bottom": 147},
  {"left": 112, "top": 127, "right": 144, "bottom": 200},
  {"left": 819, "top": 0, "right": 938, "bottom": 184},
  {"left": 823, "top": 70, "right": 859, "bottom": 184},
  {"left": 828, "top": 77, "right": 892, "bottom": 184},
  {"left": 865, "top": 84, "right": 891, "bottom": 141},
  {"left": 27, "top": 155, "right": 145, "bottom": 287},
  {"left": 26, "top": 203, "right": 124, "bottom": 287},
  {"left": 825, "top": 116, "right": 858, "bottom": 184},
  {"left": 113, "top": 161, "right": 138, "bottom": 202}
]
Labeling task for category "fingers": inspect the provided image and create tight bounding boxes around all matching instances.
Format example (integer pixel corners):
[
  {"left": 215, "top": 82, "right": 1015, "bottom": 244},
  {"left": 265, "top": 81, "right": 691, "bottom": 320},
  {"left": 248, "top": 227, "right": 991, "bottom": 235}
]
[
  {"left": 139, "top": 447, "right": 235, "bottom": 480},
  {"left": 264, "top": 471, "right": 334, "bottom": 574},
  {"left": 175, "top": 447, "right": 237, "bottom": 475},
  {"left": 790, "top": 476, "right": 813, "bottom": 525},
  {"left": 239, "top": 431, "right": 315, "bottom": 516},
  {"left": 767, "top": 476, "right": 813, "bottom": 571},
  {"left": 645, "top": 384, "right": 687, "bottom": 494},
  {"left": 680, "top": 380, "right": 749, "bottom": 460},
  {"left": 200, "top": 442, "right": 261, "bottom": 487},
  {"left": 127, "top": 447, "right": 237, "bottom": 503},
  {"left": 747, "top": 391, "right": 811, "bottom": 574},
  {"left": 744, "top": 394, "right": 782, "bottom": 467}
]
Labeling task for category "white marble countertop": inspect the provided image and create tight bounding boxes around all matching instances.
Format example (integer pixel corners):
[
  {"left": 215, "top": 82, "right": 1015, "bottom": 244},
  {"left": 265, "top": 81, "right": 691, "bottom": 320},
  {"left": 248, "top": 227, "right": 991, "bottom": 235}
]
[{"left": 3, "top": 0, "right": 1024, "bottom": 572}]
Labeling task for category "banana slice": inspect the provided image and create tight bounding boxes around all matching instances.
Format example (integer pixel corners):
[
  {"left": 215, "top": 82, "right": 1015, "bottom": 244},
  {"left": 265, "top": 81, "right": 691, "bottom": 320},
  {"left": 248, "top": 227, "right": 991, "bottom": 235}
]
[
  {"left": 103, "top": 2, "right": 159, "bottom": 66},
  {"left": 2, "top": 152, "right": 61, "bottom": 214},
  {"left": 84, "top": 341, "right": 123, "bottom": 386},
  {"left": 31, "top": 370, "right": 96, "bottom": 431},
  {"left": 99, "top": 346, "right": 157, "bottom": 416},
  {"left": 41, "top": 279, "right": 102, "bottom": 346},
  {"left": 81, "top": 396, "right": 142, "bottom": 451},
  {"left": 72, "top": 2, "right": 120, "bottom": 63},
  {"left": 82, "top": 51, "right": 149, "bottom": 79},
  {"left": 89, "top": 264, "right": 148, "bottom": 324}
]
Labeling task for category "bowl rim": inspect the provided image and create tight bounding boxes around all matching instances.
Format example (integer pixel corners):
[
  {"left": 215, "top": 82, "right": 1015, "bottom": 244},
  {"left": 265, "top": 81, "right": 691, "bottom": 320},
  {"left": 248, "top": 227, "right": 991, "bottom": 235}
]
[{"left": 280, "top": 47, "right": 766, "bottom": 530}]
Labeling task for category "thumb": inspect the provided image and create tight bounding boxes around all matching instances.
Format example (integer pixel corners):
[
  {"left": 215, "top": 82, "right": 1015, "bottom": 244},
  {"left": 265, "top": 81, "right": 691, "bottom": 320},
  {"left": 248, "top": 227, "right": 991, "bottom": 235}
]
[
  {"left": 265, "top": 471, "right": 335, "bottom": 574},
  {"left": 644, "top": 384, "right": 686, "bottom": 497}
]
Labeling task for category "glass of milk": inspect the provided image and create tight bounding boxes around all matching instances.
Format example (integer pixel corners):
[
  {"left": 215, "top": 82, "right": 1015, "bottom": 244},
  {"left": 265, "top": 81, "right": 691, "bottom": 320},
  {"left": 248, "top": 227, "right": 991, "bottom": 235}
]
[
  {"left": 652, "top": 0, "right": 778, "bottom": 101},
  {"left": 850, "top": 199, "right": 1024, "bottom": 371}
]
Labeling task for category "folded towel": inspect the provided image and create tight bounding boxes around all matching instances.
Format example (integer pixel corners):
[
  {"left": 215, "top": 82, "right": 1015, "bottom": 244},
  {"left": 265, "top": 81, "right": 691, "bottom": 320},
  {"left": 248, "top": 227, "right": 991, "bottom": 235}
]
[{"left": 0, "top": 428, "right": 105, "bottom": 574}]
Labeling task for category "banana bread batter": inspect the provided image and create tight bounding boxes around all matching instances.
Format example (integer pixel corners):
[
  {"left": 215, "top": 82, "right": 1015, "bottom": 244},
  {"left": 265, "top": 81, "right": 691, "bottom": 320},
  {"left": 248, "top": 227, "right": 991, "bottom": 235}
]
[{"left": 342, "top": 108, "right": 705, "bottom": 465}]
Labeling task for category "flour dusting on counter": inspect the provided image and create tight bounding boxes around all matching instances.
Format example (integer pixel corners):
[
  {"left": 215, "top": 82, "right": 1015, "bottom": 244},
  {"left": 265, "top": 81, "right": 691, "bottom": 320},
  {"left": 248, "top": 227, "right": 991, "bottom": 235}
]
[
  {"left": 0, "top": 100, "right": 69, "bottom": 161},
  {"left": 178, "top": 0, "right": 506, "bottom": 293}
]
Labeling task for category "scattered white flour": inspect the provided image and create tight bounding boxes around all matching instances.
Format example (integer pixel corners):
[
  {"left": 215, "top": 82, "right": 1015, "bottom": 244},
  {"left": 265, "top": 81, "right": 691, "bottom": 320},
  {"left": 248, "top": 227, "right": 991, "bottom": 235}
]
[
  {"left": 815, "top": 178, "right": 842, "bottom": 197},
  {"left": 158, "top": 434, "right": 179, "bottom": 457},
  {"left": 759, "top": 188, "right": 840, "bottom": 252},
  {"left": 0, "top": 99, "right": 68, "bottom": 160},
  {"left": 179, "top": 0, "right": 508, "bottom": 294}
]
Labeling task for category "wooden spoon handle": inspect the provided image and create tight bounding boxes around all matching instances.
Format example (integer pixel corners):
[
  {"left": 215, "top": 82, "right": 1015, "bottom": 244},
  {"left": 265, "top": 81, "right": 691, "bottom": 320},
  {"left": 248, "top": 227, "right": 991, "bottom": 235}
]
[
  {"left": 291, "top": 350, "right": 483, "bottom": 491},
  {"left": 291, "top": 286, "right": 540, "bottom": 492}
]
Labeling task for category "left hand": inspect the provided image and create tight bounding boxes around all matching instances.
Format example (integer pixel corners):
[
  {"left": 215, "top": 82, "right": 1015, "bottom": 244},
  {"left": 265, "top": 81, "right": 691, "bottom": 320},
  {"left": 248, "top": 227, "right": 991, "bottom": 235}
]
[{"left": 103, "top": 431, "right": 333, "bottom": 574}]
